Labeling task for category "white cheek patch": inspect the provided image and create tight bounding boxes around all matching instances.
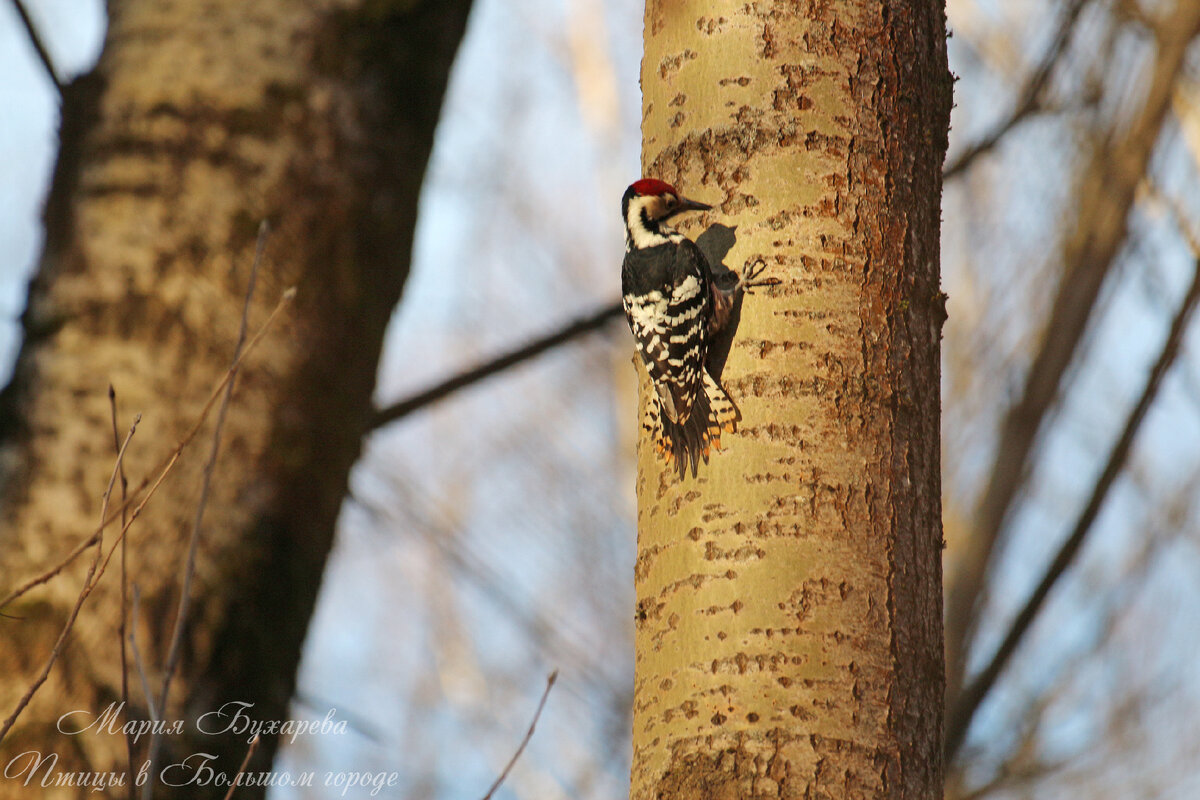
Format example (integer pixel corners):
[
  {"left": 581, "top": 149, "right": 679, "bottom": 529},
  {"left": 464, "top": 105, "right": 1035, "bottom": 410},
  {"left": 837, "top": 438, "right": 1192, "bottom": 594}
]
[
  {"left": 629, "top": 223, "right": 670, "bottom": 250},
  {"left": 626, "top": 198, "right": 673, "bottom": 249}
]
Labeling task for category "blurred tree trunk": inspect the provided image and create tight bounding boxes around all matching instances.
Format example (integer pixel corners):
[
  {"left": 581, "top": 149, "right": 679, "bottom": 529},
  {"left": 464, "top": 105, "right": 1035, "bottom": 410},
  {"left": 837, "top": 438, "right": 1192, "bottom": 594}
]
[
  {"left": 631, "top": 2, "right": 950, "bottom": 798},
  {"left": 0, "top": 0, "right": 470, "bottom": 796}
]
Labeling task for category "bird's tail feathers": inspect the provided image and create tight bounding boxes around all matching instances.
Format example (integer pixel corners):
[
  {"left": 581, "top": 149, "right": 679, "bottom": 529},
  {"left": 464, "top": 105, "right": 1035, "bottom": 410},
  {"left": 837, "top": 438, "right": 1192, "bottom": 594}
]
[{"left": 643, "top": 371, "right": 738, "bottom": 478}]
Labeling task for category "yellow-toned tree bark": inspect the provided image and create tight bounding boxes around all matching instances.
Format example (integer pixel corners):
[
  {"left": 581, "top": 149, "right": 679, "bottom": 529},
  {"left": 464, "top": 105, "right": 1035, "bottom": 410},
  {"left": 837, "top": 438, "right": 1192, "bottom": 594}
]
[
  {"left": 631, "top": 2, "right": 950, "bottom": 798},
  {"left": 0, "top": 1, "right": 470, "bottom": 797}
]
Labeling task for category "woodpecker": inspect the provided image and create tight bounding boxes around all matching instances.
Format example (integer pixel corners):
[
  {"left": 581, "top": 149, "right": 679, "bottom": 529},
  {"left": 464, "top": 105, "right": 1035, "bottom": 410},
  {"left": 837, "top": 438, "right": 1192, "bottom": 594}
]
[{"left": 621, "top": 178, "right": 739, "bottom": 478}]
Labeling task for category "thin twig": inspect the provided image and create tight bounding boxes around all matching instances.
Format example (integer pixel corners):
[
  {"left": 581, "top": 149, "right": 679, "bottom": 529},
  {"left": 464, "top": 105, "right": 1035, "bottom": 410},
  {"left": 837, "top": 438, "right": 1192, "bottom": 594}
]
[
  {"left": 96, "top": 298, "right": 295, "bottom": 592},
  {"left": 945, "top": 256, "right": 1200, "bottom": 761},
  {"left": 221, "top": 735, "right": 261, "bottom": 800},
  {"left": 370, "top": 302, "right": 623, "bottom": 431},
  {"left": 8, "top": 0, "right": 61, "bottom": 93},
  {"left": 0, "top": 269, "right": 291, "bottom": 750},
  {"left": 0, "top": 285, "right": 296, "bottom": 612},
  {"left": 129, "top": 585, "right": 158, "bottom": 722},
  {"left": 943, "top": 0, "right": 1089, "bottom": 179},
  {"left": 146, "top": 221, "right": 269, "bottom": 800},
  {"left": 109, "top": 386, "right": 136, "bottom": 799},
  {"left": 481, "top": 670, "right": 558, "bottom": 800},
  {"left": 0, "top": 516, "right": 106, "bottom": 608},
  {"left": 0, "top": 415, "right": 139, "bottom": 742}
]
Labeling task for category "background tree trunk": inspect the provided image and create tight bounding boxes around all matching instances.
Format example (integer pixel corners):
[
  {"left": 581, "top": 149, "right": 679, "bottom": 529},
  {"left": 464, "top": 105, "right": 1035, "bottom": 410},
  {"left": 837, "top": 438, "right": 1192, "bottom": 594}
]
[
  {"left": 0, "top": 0, "right": 470, "bottom": 796},
  {"left": 631, "top": 2, "right": 950, "bottom": 798}
]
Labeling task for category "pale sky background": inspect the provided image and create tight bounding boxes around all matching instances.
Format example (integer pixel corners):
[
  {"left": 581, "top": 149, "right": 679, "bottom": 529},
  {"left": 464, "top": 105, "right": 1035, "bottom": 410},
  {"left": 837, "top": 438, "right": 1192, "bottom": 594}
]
[{"left": 4, "top": 0, "right": 1200, "bottom": 798}]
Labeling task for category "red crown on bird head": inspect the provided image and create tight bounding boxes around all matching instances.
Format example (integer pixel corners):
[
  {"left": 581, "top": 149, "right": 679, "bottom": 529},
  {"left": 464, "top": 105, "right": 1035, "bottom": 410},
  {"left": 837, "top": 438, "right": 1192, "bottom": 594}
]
[{"left": 629, "top": 178, "right": 678, "bottom": 196}]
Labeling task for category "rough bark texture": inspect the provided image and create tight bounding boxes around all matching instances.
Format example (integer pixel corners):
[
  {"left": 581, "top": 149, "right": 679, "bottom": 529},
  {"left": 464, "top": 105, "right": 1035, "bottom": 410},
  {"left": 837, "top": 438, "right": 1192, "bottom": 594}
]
[
  {"left": 0, "top": 0, "right": 470, "bottom": 797},
  {"left": 631, "top": 2, "right": 950, "bottom": 798}
]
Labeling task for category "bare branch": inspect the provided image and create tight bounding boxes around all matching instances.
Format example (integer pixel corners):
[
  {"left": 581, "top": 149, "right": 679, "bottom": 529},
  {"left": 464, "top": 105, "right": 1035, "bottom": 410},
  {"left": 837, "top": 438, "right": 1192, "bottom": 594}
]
[
  {"left": 370, "top": 302, "right": 623, "bottom": 431},
  {"left": 943, "top": 0, "right": 1089, "bottom": 179},
  {"left": 481, "top": 670, "right": 558, "bottom": 800},
  {"left": 129, "top": 585, "right": 158, "bottom": 723},
  {"left": 945, "top": 253, "right": 1200, "bottom": 760},
  {"left": 0, "top": 414, "right": 139, "bottom": 742},
  {"left": 0, "top": 519, "right": 101, "bottom": 610},
  {"left": 147, "top": 221, "right": 269, "bottom": 798},
  {"left": 221, "top": 735, "right": 261, "bottom": 800},
  {"left": 0, "top": 285, "right": 296, "bottom": 612},
  {"left": 109, "top": 386, "right": 136, "bottom": 798},
  {"left": 944, "top": 2, "right": 1200, "bottom": 706},
  {"left": 7, "top": 0, "right": 61, "bottom": 93}
]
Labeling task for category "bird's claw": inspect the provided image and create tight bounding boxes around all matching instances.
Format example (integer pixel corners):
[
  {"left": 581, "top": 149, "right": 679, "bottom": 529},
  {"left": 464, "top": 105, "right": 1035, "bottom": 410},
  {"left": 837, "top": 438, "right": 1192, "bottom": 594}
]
[{"left": 737, "top": 258, "right": 778, "bottom": 294}]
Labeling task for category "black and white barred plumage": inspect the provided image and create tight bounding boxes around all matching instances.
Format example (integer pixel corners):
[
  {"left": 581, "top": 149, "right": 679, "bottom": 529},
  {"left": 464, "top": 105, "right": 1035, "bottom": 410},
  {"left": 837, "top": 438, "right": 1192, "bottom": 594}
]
[{"left": 621, "top": 179, "right": 737, "bottom": 478}]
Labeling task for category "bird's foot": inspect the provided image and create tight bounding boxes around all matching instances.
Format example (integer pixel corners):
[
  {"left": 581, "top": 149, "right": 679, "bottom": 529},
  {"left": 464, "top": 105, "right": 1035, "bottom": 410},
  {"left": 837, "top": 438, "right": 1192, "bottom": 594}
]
[{"left": 737, "top": 258, "right": 779, "bottom": 294}]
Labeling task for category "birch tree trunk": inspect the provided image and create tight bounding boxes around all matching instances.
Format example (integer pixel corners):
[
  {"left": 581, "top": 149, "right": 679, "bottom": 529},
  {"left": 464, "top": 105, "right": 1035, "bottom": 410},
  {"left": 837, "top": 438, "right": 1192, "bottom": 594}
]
[
  {"left": 0, "top": 1, "right": 470, "bottom": 797},
  {"left": 631, "top": 2, "right": 951, "bottom": 798}
]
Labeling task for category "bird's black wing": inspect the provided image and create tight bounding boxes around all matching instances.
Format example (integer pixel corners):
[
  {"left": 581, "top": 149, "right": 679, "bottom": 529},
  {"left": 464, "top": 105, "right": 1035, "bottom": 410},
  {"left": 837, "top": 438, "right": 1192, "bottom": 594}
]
[{"left": 622, "top": 240, "right": 711, "bottom": 424}]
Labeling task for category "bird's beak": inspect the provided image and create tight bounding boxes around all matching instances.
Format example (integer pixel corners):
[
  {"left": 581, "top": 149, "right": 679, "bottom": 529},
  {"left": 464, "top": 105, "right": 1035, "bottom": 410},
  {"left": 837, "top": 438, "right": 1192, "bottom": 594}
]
[{"left": 670, "top": 196, "right": 712, "bottom": 217}]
